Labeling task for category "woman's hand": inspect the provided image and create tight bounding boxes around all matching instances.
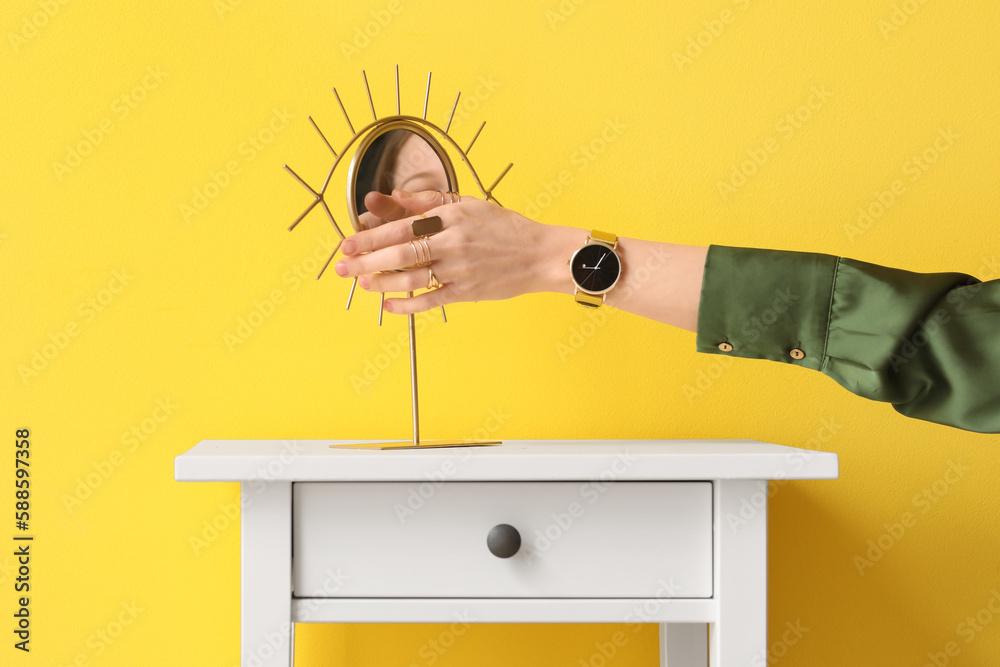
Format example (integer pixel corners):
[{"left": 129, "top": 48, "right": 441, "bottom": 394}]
[
  {"left": 355, "top": 190, "right": 409, "bottom": 231},
  {"left": 336, "top": 189, "right": 583, "bottom": 315}
]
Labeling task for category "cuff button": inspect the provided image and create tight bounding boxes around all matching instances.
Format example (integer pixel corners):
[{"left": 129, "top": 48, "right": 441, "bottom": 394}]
[
  {"left": 790, "top": 348, "right": 805, "bottom": 360},
  {"left": 718, "top": 342, "right": 733, "bottom": 352}
]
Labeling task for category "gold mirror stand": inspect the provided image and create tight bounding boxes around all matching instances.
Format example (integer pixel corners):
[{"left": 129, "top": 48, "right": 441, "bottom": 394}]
[{"left": 282, "top": 66, "right": 513, "bottom": 449}]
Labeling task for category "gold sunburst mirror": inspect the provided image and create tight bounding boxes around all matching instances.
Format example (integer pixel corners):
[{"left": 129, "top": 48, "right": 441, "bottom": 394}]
[{"left": 282, "top": 66, "right": 512, "bottom": 450}]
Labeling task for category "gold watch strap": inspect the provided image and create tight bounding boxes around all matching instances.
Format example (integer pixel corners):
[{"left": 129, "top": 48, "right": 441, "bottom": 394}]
[
  {"left": 588, "top": 230, "right": 618, "bottom": 247},
  {"left": 573, "top": 230, "right": 619, "bottom": 308},
  {"left": 574, "top": 292, "right": 604, "bottom": 308}
]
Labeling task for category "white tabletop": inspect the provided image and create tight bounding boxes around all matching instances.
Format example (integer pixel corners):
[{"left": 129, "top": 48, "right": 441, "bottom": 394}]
[{"left": 174, "top": 439, "right": 838, "bottom": 482}]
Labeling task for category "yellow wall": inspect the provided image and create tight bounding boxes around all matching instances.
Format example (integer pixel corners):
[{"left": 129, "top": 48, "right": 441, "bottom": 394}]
[{"left": 4, "top": 0, "right": 1000, "bottom": 664}]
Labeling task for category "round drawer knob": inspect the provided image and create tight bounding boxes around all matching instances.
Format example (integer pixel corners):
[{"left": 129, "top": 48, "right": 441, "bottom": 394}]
[{"left": 487, "top": 524, "right": 521, "bottom": 558}]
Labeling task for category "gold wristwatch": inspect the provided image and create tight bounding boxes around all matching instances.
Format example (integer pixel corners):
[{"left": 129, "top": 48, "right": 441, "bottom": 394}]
[{"left": 569, "top": 230, "right": 622, "bottom": 308}]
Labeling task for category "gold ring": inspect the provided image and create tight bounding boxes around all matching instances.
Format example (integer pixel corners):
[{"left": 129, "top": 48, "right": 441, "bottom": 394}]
[
  {"left": 419, "top": 212, "right": 427, "bottom": 219},
  {"left": 409, "top": 240, "right": 425, "bottom": 267},
  {"left": 427, "top": 266, "right": 440, "bottom": 290},
  {"left": 408, "top": 238, "right": 432, "bottom": 268},
  {"left": 411, "top": 215, "right": 444, "bottom": 237}
]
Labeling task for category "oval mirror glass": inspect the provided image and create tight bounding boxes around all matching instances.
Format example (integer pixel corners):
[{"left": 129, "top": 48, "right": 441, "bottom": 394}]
[{"left": 348, "top": 124, "right": 458, "bottom": 233}]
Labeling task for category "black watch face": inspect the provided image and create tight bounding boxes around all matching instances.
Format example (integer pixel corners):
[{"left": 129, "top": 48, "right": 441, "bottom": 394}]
[{"left": 571, "top": 244, "right": 621, "bottom": 294}]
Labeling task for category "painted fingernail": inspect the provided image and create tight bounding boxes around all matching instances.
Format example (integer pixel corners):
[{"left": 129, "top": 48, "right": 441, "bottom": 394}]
[
  {"left": 359, "top": 276, "right": 369, "bottom": 290},
  {"left": 383, "top": 300, "right": 394, "bottom": 313},
  {"left": 335, "top": 261, "right": 348, "bottom": 277},
  {"left": 342, "top": 239, "right": 356, "bottom": 255}
]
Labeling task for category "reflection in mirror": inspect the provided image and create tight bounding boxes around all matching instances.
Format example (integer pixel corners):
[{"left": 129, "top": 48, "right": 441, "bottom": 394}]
[{"left": 352, "top": 129, "right": 452, "bottom": 232}]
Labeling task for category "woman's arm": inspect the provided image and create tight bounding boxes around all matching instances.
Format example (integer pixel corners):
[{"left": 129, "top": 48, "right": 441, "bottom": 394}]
[
  {"left": 338, "top": 189, "right": 1000, "bottom": 433},
  {"left": 337, "top": 189, "right": 708, "bottom": 331}
]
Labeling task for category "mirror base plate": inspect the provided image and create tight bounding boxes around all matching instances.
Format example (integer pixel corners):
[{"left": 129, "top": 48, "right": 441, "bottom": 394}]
[{"left": 330, "top": 439, "right": 501, "bottom": 450}]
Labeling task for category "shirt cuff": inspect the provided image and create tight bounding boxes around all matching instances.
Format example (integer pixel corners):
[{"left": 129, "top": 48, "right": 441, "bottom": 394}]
[{"left": 695, "top": 245, "right": 840, "bottom": 372}]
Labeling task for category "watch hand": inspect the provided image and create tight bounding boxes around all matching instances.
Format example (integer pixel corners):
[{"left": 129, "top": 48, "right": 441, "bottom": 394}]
[{"left": 594, "top": 252, "right": 607, "bottom": 269}]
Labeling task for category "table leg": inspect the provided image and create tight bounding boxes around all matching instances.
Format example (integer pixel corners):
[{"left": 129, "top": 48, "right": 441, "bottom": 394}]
[
  {"left": 660, "top": 623, "right": 708, "bottom": 666},
  {"left": 241, "top": 480, "right": 293, "bottom": 667},
  {"left": 710, "top": 479, "right": 767, "bottom": 666}
]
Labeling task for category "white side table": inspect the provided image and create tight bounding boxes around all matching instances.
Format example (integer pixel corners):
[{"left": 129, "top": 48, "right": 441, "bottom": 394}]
[{"left": 174, "top": 440, "right": 838, "bottom": 666}]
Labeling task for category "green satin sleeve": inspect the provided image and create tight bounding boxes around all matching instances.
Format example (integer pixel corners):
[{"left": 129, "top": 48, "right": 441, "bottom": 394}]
[{"left": 695, "top": 245, "right": 1000, "bottom": 433}]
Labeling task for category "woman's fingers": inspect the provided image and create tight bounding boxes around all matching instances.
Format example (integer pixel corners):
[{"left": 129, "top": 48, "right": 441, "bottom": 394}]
[
  {"left": 343, "top": 189, "right": 468, "bottom": 255},
  {"left": 392, "top": 188, "right": 474, "bottom": 211},
  {"left": 391, "top": 188, "right": 447, "bottom": 212},
  {"left": 383, "top": 286, "right": 453, "bottom": 315},
  {"left": 335, "top": 241, "right": 416, "bottom": 277},
  {"left": 363, "top": 266, "right": 439, "bottom": 293},
  {"left": 342, "top": 215, "right": 420, "bottom": 256},
  {"left": 339, "top": 189, "right": 489, "bottom": 304},
  {"left": 352, "top": 190, "right": 439, "bottom": 237},
  {"left": 363, "top": 191, "right": 406, "bottom": 220},
  {"left": 357, "top": 210, "right": 387, "bottom": 231}
]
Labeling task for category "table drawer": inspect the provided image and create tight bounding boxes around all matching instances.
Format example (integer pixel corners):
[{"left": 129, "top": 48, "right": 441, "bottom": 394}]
[{"left": 293, "top": 481, "right": 712, "bottom": 598}]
